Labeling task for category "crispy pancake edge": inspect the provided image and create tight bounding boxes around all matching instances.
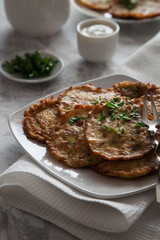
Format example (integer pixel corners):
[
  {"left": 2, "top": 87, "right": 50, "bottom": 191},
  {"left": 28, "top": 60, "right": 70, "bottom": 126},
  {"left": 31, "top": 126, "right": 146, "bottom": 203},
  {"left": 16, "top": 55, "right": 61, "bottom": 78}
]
[
  {"left": 57, "top": 83, "right": 109, "bottom": 116},
  {"left": 23, "top": 96, "right": 60, "bottom": 143},
  {"left": 85, "top": 97, "right": 153, "bottom": 160},
  {"left": 47, "top": 105, "right": 103, "bottom": 168}
]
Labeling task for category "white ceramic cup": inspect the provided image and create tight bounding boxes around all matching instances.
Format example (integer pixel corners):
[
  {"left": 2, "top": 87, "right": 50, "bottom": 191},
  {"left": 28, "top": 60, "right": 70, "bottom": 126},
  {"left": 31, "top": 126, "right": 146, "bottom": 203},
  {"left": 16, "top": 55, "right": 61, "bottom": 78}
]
[
  {"left": 77, "top": 18, "right": 120, "bottom": 62},
  {"left": 4, "top": 0, "right": 70, "bottom": 37}
]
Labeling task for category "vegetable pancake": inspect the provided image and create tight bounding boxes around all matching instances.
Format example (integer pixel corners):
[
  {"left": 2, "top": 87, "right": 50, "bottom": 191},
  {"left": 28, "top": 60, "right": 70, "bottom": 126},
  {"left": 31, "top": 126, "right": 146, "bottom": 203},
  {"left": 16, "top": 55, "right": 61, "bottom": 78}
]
[
  {"left": 47, "top": 105, "right": 102, "bottom": 168},
  {"left": 23, "top": 97, "right": 61, "bottom": 143},
  {"left": 113, "top": 81, "right": 160, "bottom": 99},
  {"left": 92, "top": 150, "right": 156, "bottom": 179},
  {"left": 108, "top": 0, "right": 160, "bottom": 19},
  {"left": 78, "top": 0, "right": 112, "bottom": 10},
  {"left": 57, "top": 84, "right": 117, "bottom": 116},
  {"left": 22, "top": 80, "right": 160, "bottom": 179},
  {"left": 77, "top": 0, "right": 160, "bottom": 19},
  {"left": 85, "top": 96, "right": 153, "bottom": 160}
]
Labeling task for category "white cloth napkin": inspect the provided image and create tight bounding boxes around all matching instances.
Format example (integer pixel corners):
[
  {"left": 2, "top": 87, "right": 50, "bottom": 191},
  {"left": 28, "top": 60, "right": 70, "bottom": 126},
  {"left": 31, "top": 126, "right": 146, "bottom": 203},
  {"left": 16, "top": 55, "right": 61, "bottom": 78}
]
[
  {"left": 119, "top": 30, "right": 160, "bottom": 85},
  {"left": 0, "top": 31, "right": 160, "bottom": 240}
]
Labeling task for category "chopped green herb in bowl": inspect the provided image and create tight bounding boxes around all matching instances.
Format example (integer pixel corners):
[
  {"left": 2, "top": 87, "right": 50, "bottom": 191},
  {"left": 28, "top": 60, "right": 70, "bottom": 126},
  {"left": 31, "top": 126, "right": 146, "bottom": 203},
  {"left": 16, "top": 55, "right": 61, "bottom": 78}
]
[
  {"left": 0, "top": 50, "right": 64, "bottom": 83},
  {"left": 2, "top": 50, "right": 58, "bottom": 79}
]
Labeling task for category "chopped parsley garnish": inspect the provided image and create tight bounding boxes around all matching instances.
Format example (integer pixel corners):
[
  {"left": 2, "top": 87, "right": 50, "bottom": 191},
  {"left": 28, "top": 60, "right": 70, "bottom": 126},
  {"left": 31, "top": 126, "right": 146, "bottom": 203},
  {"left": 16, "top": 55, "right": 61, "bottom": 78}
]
[
  {"left": 92, "top": 96, "right": 102, "bottom": 105},
  {"left": 119, "top": 0, "right": 138, "bottom": 10},
  {"left": 105, "top": 98, "right": 124, "bottom": 109},
  {"left": 126, "top": 96, "right": 132, "bottom": 100},
  {"left": 119, "top": 127, "right": 125, "bottom": 134},
  {"left": 68, "top": 116, "right": 86, "bottom": 125},
  {"left": 102, "top": 125, "right": 113, "bottom": 131},
  {"left": 136, "top": 121, "right": 145, "bottom": 127},
  {"left": 2, "top": 50, "right": 58, "bottom": 79},
  {"left": 105, "top": 100, "right": 116, "bottom": 109},
  {"left": 117, "top": 109, "right": 129, "bottom": 121},
  {"left": 102, "top": 125, "right": 125, "bottom": 134},
  {"left": 98, "top": 110, "right": 106, "bottom": 121},
  {"left": 118, "top": 114, "right": 130, "bottom": 121},
  {"left": 129, "top": 106, "right": 139, "bottom": 118},
  {"left": 100, "top": 97, "right": 145, "bottom": 133}
]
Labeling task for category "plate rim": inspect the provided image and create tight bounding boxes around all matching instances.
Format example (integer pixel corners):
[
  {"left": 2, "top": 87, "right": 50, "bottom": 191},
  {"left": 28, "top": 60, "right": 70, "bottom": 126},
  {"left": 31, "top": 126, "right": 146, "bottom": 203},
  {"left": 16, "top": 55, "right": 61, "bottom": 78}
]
[
  {"left": 72, "top": 0, "right": 160, "bottom": 24},
  {"left": 0, "top": 50, "right": 64, "bottom": 83},
  {"left": 8, "top": 73, "right": 158, "bottom": 199}
]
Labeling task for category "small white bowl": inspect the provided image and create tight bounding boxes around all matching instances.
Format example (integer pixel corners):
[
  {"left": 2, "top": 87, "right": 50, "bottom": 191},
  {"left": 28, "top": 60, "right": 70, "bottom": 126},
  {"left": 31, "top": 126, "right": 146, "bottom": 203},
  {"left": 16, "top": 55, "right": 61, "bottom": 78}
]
[
  {"left": 0, "top": 50, "right": 64, "bottom": 83},
  {"left": 77, "top": 18, "right": 120, "bottom": 62}
]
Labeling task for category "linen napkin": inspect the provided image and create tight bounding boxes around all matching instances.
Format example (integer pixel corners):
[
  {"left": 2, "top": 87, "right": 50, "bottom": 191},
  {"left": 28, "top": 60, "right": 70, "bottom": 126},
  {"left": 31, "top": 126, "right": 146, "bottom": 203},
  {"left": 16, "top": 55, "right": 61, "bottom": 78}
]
[
  {"left": 119, "top": 30, "right": 160, "bottom": 85},
  {"left": 0, "top": 31, "right": 160, "bottom": 240}
]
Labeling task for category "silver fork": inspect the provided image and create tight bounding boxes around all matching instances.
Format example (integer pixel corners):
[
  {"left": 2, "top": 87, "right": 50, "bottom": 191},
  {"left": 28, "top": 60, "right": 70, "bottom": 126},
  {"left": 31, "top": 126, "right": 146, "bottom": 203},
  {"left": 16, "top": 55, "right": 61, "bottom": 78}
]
[{"left": 142, "top": 91, "right": 160, "bottom": 202}]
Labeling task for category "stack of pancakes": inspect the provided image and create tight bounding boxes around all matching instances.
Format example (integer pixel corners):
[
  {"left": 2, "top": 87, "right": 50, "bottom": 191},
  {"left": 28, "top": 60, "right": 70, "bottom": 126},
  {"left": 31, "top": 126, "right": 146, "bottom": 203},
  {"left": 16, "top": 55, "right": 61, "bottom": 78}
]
[
  {"left": 23, "top": 81, "right": 160, "bottom": 179},
  {"left": 78, "top": 0, "right": 160, "bottom": 19}
]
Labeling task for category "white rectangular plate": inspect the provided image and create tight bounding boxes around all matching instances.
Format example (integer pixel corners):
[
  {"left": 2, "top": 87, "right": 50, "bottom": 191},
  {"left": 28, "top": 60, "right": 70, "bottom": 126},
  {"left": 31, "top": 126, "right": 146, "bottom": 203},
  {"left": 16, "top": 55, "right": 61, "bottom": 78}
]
[{"left": 8, "top": 74, "right": 158, "bottom": 199}]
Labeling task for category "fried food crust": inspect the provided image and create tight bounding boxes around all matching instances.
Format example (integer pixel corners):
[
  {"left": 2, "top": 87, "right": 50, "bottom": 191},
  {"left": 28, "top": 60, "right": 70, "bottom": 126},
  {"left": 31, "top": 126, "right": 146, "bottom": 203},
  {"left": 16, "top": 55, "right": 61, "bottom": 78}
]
[
  {"left": 57, "top": 84, "right": 117, "bottom": 116},
  {"left": 22, "top": 81, "right": 160, "bottom": 179},
  {"left": 78, "top": 0, "right": 111, "bottom": 10},
  {"left": 113, "top": 81, "right": 160, "bottom": 98},
  {"left": 108, "top": 0, "right": 160, "bottom": 19},
  {"left": 47, "top": 105, "right": 103, "bottom": 168},
  {"left": 85, "top": 97, "right": 153, "bottom": 160},
  {"left": 92, "top": 152, "right": 155, "bottom": 179},
  {"left": 23, "top": 97, "right": 61, "bottom": 143},
  {"left": 78, "top": 0, "right": 160, "bottom": 19}
]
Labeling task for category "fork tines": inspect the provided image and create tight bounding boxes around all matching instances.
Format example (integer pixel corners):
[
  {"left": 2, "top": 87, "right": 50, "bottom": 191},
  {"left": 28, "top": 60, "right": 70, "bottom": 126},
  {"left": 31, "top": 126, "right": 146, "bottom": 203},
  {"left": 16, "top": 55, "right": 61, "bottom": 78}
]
[{"left": 142, "top": 91, "right": 160, "bottom": 126}]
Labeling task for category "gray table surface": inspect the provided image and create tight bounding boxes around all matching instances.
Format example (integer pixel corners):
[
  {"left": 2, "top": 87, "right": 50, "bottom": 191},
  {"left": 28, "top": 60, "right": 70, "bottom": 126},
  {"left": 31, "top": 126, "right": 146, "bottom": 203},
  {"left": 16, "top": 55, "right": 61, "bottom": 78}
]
[{"left": 0, "top": 0, "right": 160, "bottom": 239}]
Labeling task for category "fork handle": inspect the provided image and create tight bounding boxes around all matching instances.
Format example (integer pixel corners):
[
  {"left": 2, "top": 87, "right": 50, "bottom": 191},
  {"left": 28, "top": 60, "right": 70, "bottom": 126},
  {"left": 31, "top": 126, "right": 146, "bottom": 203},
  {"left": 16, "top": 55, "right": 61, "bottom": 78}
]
[{"left": 150, "top": 130, "right": 160, "bottom": 170}]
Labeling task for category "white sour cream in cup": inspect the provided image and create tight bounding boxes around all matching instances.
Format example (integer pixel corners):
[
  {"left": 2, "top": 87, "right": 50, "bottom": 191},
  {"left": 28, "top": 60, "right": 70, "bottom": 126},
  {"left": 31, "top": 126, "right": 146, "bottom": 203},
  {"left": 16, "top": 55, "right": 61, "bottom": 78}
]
[
  {"left": 81, "top": 24, "right": 114, "bottom": 37},
  {"left": 77, "top": 18, "right": 120, "bottom": 62}
]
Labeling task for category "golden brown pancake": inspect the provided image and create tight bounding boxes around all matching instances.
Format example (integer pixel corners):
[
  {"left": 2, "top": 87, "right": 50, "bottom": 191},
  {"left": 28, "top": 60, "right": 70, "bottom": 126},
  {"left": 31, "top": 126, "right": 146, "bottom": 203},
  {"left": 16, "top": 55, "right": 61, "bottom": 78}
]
[
  {"left": 77, "top": 0, "right": 160, "bottom": 19},
  {"left": 85, "top": 96, "right": 153, "bottom": 160},
  {"left": 92, "top": 151, "right": 155, "bottom": 179},
  {"left": 47, "top": 105, "right": 102, "bottom": 168},
  {"left": 78, "top": 0, "right": 111, "bottom": 10},
  {"left": 22, "top": 80, "right": 160, "bottom": 179},
  {"left": 23, "top": 97, "right": 61, "bottom": 143},
  {"left": 108, "top": 0, "right": 160, "bottom": 19},
  {"left": 113, "top": 81, "right": 160, "bottom": 98},
  {"left": 57, "top": 84, "right": 117, "bottom": 116}
]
